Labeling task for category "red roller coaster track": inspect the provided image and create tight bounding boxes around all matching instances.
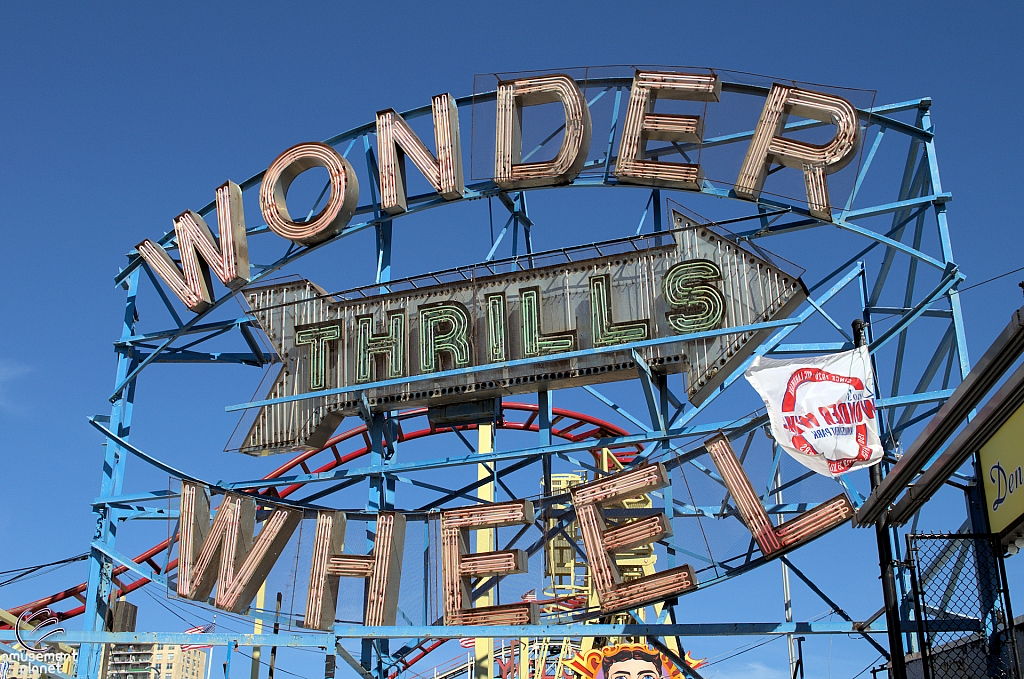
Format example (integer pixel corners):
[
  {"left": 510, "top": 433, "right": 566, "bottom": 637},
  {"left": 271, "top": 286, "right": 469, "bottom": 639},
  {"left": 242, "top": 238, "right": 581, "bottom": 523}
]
[{"left": 3, "top": 402, "right": 639, "bottom": 629}]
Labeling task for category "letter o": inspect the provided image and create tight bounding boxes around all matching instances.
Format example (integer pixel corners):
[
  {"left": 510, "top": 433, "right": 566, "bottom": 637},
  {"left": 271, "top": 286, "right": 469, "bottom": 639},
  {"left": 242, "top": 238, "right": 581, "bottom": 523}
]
[{"left": 260, "top": 142, "right": 359, "bottom": 246}]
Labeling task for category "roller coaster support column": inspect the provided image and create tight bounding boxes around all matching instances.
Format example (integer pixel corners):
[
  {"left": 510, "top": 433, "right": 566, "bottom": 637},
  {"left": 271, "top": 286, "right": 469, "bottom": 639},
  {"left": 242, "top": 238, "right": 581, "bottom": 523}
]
[
  {"left": 78, "top": 268, "right": 141, "bottom": 679},
  {"left": 364, "top": 412, "right": 395, "bottom": 677},
  {"left": 855, "top": 318, "right": 906, "bottom": 679},
  {"left": 475, "top": 420, "right": 496, "bottom": 679}
]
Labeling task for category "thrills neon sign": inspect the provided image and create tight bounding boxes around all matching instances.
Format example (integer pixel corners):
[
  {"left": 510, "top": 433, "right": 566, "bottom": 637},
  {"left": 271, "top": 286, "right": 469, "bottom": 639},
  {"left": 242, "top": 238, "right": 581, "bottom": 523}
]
[
  {"left": 239, "top": 220, "right": 805, "bottom": 455},
  {"left": 134, "top": 71, "right": 860, "bottom": 316},
  {"left": 177, "top": 438, "right": 853, "bottom": 629}
]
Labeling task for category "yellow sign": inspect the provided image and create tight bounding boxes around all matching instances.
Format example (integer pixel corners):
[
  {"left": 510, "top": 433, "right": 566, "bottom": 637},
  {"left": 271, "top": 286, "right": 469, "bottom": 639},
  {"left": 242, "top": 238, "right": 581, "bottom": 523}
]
[{"left": 980, "top": 403, "right": 1024, "bottom": 534}]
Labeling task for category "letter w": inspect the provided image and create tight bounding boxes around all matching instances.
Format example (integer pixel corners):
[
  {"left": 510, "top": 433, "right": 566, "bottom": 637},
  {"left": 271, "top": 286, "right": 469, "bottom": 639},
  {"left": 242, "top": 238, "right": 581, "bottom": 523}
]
[
  {"left": 137, "top": 181, "right": 249, "bottom": 313},
  {"left": 177, "top": 481, "right": 300, "bottom": 613}
]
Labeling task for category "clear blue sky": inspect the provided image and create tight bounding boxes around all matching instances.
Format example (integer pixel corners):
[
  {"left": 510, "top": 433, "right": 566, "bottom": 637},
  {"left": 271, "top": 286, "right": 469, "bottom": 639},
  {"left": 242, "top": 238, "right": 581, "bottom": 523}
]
[{"left": 2, "top": 3, "right": 1022, "bottom": 679}]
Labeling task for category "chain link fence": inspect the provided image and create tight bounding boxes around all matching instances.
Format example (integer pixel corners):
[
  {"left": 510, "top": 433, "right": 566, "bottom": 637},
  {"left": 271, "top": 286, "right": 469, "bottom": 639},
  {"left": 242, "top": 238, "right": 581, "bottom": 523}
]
[{"left": 906, "top": 534, "right": 1019, "bottom": 679}]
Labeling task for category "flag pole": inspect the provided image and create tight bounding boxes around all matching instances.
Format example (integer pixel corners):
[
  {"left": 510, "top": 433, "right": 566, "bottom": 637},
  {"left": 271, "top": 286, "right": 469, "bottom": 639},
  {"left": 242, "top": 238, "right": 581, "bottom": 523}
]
[{"left": 204, "top": 616, "right": 216, "bottom": 679}]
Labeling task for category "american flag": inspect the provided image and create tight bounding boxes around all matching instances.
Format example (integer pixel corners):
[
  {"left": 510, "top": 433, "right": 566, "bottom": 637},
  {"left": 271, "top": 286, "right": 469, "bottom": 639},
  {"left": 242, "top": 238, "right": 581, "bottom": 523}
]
[
  {"left": 458, "top": 638, "right": 475, "bottom": 649},
  {"left": 181, "top": 622, "right": 215, "bottom": 650},
  {"left": 520, "top": 589, "right": 537, "bottom": 602}
]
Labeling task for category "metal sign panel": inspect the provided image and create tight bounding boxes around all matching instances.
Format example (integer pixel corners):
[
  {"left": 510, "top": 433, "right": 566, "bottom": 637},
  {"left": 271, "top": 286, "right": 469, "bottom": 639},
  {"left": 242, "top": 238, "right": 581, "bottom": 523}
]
[
  {"left": 238, "top": 213, "right": 806, "bottom": 455},
  {"left": 980, "top": 403, "right": 1024, "bottom": 536}
]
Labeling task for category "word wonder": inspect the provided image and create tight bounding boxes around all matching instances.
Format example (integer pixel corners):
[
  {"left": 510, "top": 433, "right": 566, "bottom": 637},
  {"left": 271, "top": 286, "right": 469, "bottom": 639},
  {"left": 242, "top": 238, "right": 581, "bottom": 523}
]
[{"left": 136, "top": 71, "right": 858, "bottom": 315}]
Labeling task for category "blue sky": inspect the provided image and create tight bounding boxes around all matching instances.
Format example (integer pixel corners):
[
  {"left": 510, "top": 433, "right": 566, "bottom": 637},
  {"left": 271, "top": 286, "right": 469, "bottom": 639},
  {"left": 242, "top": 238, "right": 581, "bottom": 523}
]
[{"left": 1, "top": 3, "right": 1022, "bottom": 679}]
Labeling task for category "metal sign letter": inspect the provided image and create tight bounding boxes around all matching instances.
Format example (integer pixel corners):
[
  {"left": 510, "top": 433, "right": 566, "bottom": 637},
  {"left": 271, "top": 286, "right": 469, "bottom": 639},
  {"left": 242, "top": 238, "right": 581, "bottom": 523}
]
[
  {"left": 494, "top": 74, "right": 592, "bottom": 189},
  {"left": 571, "top": 465, "right": 697, "bottom": 614},
  {"left": 177, "top": 481, "right": 301, "bottom": 614},
  {"left": 735, "top": 85, "right": 860, "bottom": 221},
  {"left": 137, "top": 181, "right": 249, "bottom": 313},
  {"left": 304, "top": 510, "right": 406, "bottom": 630},
  {"left": 377, "top": 93, "right": 464, "bottom": 215},
  {"left": 260, "top": 142, "right": 360, "bottom": 246},
  {"left": 615, "top": 72, "right": 721, "bottom": 190},
  {"left": 442, "top": 501, "right": 538, "bottom": 625},
  {"left": 703, "top": 432, "right": 854, "bottom": 557}
]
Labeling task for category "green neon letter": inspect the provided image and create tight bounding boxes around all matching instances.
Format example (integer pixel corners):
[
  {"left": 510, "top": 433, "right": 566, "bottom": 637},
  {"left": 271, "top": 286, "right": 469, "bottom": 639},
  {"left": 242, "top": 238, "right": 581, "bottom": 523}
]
[
  {"left": 486, "top": 293, "right": 508, "bottom": 363},
  {"left": 520, "top": 286, "right": 575, "bottom": 357},
  {"left": 296, "top": 324, "right": 341, "bottom": 390},
  {"left": 662, "top": 260, "right": 725, "bottom": 333},
  {"left": 419, "top": 303, "right": 472, "bottom": 373},
  {"left": 356, "top": 311, "right": 405, "bottom": 383},
  {"left": 589, "top": 274, "right": 649, "bottom": 347}
]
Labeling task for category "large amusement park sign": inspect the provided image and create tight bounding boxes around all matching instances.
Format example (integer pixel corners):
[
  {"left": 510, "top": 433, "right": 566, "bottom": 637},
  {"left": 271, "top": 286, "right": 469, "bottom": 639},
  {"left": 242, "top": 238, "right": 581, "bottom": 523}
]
[
  {"left": 114, "top": 70, "right": 869, "bottom": 633},
  {"left": 132, "top": 70, "right": 859, "bottom": 455}
]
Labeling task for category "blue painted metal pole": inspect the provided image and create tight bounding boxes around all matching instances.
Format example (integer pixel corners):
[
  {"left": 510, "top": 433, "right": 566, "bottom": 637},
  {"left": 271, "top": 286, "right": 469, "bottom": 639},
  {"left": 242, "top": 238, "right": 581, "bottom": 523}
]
[
  {"left": 653, "top": 188, "right": 662, "bottom": 246},
  {"left": 657, "top": 373, "right": 675, "bottom": 569},
  {"left": 224, "top": 641, "right": 235, "bottom": 679},
  {"left": 79, "top": 267, "right": 140, "bottom": 679},
  {"left": 920, "top": 106, "right": 970, "bottom": 382},
  {"left": 376, "top": 221, "right": 393, "bottom": 290}
]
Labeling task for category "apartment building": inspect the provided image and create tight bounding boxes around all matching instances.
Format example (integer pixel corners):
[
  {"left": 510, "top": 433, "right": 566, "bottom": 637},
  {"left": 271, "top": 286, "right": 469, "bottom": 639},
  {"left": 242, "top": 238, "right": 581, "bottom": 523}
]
[{"left": 105, "top": 644, "right": 207, "bottom": 679}]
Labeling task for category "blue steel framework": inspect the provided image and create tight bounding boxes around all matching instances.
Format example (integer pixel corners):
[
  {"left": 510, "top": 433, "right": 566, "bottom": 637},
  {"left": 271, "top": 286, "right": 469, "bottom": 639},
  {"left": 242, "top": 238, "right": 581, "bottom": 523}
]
[{"left": 28, "top": 76, "right": 971, "bottom": 679}]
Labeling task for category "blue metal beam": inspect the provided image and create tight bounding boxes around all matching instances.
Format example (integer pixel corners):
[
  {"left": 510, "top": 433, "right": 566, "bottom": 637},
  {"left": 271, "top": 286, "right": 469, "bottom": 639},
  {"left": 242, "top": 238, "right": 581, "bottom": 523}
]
[
  {"left": 92, "top": 490, "right": 178, "bottom": 506},
  {"left": 226, "top": 315, "right": 806, "bottom": 413},
  {"left": 90, "top": 541, "right": 170, "bottom": 589},
  {"left": 14, "top": 617, "right": 987, "bottom": 647},
  {"left": 117, "top": 317, "right": 256, "bottom": 346},
  {"left": 221, "top": 415, "right": 768, "bottom": 492}
]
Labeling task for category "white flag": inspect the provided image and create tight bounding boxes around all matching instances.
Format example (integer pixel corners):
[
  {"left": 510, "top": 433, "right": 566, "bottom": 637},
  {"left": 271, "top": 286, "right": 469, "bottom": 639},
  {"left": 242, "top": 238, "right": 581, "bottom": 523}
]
[{"left": 744, "top": 346, "right": 883, "bottom": 477}]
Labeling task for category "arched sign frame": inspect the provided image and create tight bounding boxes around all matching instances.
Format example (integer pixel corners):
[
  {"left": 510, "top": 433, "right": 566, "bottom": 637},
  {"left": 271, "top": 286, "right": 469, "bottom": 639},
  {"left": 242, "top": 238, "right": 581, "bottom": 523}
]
[{"left": 7, "top": 73, "right": 970, "bottom": 679}]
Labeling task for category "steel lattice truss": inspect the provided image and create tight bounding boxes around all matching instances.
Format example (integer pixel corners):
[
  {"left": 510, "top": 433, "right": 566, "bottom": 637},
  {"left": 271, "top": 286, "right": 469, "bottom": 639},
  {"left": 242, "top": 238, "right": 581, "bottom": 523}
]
[{"left": 1, "top": 74, "right": 972, "bottom": 679}]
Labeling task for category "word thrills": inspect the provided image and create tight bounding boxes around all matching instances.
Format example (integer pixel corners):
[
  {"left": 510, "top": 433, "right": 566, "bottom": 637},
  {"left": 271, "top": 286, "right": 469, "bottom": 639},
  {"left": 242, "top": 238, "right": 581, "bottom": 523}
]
[{"left": 240, "top": 218, "right": 806, "bottom": 455}]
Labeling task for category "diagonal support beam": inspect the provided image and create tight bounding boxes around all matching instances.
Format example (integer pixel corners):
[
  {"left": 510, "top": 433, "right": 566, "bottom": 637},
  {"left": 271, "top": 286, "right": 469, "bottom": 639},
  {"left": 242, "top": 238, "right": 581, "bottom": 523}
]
[
  {"left": 779, "top": 556, "right": 890, "bottom": 659},
  {"left": 632, "top": 349, "right": 664, "bottom": 431}
]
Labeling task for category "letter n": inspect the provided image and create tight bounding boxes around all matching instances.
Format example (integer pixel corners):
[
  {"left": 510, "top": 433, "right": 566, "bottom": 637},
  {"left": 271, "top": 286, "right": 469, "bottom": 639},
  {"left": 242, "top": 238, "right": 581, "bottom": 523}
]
[
  {"left": 138, "top": 181, "right": 249, "bottom": 313},
  {"left": 177, "top": 481, "right": 300, "bottom": 613},
  {"left": 377, "top": 93, "right": 464, "bottom": 215}
]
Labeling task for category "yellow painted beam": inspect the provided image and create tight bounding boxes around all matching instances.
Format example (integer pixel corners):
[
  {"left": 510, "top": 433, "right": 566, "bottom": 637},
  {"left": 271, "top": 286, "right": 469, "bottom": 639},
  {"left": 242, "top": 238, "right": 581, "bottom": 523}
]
[
  {"left": 0, "top": 606, "right": 74, "bottom": 655},
  {"left": 474, "top": 423, "right": 495, "bottom": 679}
]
